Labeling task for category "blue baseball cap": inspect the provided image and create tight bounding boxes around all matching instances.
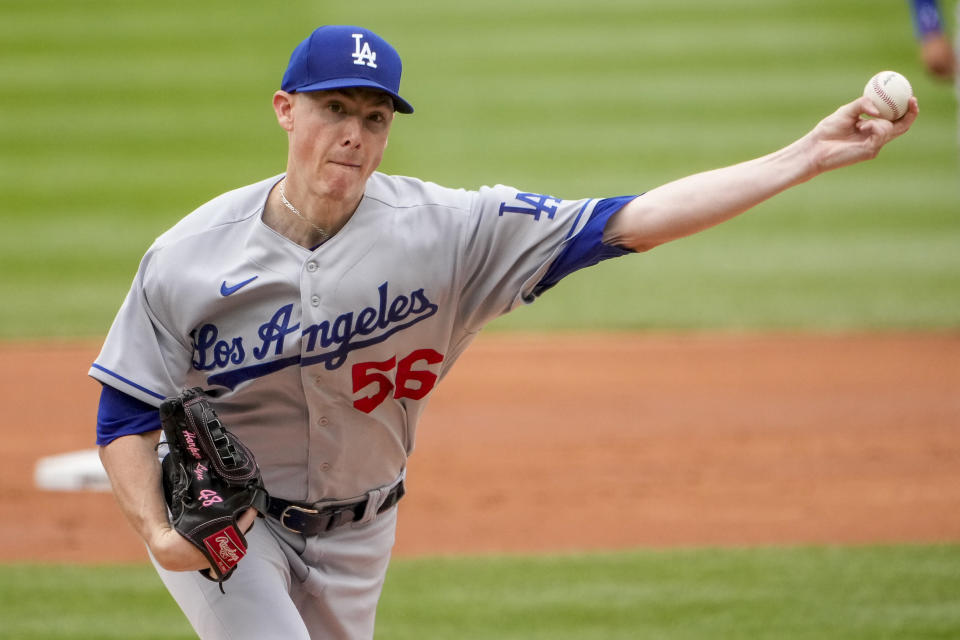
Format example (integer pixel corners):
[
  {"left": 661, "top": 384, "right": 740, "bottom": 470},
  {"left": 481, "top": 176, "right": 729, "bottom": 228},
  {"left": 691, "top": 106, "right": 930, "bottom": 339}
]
[{"left": 281, "top": 25, "right": 414, "bottom": 114}]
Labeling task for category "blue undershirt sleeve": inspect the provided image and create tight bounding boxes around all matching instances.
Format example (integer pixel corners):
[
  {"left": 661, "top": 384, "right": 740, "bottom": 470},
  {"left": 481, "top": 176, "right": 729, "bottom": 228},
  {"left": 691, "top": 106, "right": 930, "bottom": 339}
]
[
  {"left": 532, "top": 195, "right": 637, "bottom": 298},
  {"left": 96, "top": 384, "right": 162, "bottom": 446}
]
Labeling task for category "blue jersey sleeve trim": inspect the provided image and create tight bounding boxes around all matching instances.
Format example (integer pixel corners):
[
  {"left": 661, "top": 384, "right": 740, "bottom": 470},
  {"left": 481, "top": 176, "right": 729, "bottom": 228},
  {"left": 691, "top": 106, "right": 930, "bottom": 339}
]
[
  {"left": 532, "top": 195, "right": 636, "bottom": 298},
  {"left": 564, "top": 199, "right": 594, "bottom": 241},
  {"left": 90, "top": 363, "right": 166, "bottom": 400},
  {"left": 96, "top": 384, "right": 162, "bottom": 446}
]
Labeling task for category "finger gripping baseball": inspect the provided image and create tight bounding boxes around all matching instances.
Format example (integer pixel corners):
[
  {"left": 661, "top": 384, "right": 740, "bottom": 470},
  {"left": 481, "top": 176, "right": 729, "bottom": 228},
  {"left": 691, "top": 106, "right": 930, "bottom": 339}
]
[{"left": 159, "top": 387, "right": 268, "bottom": 590}]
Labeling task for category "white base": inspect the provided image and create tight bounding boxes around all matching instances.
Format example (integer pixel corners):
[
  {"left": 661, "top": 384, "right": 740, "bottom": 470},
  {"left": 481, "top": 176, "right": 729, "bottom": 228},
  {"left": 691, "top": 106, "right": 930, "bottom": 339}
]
[{"left": 34, "top": 448, "right": 111, "bottom": 492}]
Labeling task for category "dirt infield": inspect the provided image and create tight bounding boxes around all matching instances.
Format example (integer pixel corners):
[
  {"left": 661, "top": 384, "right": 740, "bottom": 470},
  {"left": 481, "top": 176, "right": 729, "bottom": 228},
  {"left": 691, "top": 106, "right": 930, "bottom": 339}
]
[{"left": 2, "top": 333, "right": 959, "bottom": 563}]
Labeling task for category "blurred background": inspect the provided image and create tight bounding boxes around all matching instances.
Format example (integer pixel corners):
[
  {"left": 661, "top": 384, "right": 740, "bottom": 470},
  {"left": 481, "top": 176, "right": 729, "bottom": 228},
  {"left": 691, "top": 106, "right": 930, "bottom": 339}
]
[{"left": 1, "top": 0, "right": 957, "bottom": 339}]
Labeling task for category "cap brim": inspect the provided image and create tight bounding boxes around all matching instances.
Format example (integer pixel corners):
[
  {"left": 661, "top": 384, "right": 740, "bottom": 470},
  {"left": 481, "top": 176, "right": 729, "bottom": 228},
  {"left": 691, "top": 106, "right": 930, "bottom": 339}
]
[{"left": 291, "top": 77, "right": 414, "bottom": 114}]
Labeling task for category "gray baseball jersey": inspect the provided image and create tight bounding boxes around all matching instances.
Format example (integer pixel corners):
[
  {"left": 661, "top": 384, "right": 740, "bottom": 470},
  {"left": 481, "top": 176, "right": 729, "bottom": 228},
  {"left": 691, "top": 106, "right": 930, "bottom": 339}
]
[{"left": 91, "top": 172, "right": 631, "bottom": 504}]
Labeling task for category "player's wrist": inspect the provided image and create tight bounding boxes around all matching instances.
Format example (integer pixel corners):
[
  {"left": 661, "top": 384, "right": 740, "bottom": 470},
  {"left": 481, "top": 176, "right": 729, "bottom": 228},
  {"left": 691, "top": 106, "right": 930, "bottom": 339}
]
[
  {"left": 793, "top": 135, "right": 823, "bottom": 181},
  {"left": 149, "top": 526, "right": 209, "bottom": 572},
  {"left": 766, "top": 134, "right": 821, "bottom": 185}
]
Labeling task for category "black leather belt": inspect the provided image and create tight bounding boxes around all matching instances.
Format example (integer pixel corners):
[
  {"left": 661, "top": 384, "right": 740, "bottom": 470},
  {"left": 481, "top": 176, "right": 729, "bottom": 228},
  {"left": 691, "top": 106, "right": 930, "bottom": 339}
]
[{"left": 266, "top": 480, "right": 405, "bottom": 535}]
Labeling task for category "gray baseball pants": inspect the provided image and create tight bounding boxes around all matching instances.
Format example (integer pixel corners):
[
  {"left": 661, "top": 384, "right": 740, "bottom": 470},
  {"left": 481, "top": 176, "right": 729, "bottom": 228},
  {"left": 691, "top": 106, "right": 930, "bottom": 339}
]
[{"left": 152, "top": 505, "right": 398, "bottom": 639}]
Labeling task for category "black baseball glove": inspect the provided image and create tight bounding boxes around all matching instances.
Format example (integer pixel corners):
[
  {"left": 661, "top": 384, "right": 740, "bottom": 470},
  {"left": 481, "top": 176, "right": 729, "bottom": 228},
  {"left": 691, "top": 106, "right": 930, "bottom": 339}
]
[{"left": 159, "top": 387, "right": 268, "bottom": 590}]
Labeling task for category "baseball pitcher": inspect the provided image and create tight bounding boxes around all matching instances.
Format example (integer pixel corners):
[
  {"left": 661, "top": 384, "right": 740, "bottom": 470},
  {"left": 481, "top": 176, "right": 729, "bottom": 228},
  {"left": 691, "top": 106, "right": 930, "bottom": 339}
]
[{"left": 92, "top": 25, "right": 916, "bottom": 639}]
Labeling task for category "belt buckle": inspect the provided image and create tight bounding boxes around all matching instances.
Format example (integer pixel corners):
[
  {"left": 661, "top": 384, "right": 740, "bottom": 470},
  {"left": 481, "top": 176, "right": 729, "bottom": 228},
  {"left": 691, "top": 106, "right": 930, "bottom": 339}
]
[{"left": 280, "top": 504, "right": 320, "bottom": 534}]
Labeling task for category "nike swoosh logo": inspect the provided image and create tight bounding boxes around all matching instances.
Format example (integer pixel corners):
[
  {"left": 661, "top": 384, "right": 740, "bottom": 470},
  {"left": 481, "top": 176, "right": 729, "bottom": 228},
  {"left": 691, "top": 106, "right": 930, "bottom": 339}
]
[{"left": 220, "top": 276, "right": 258, "bottom": 297}]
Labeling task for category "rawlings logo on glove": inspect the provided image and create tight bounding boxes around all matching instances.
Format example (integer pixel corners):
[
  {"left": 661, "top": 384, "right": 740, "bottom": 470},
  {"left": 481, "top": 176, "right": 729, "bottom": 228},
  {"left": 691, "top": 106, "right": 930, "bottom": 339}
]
[{"left": 159, "top": 387, "right": 268, "bottom": 590}]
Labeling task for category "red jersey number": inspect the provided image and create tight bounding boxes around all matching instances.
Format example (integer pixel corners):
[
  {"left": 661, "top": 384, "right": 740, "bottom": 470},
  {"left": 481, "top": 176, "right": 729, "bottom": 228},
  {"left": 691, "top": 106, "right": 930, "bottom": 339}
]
[{"left": 352, "top": 348, "right": 444, "bottom": 413}]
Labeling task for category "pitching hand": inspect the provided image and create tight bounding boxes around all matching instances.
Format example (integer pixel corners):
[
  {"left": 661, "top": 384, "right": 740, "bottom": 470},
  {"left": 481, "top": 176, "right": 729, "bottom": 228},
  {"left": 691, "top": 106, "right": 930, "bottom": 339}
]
[{"left": 805, "top": 96, "right": 918, "bottom": 175}]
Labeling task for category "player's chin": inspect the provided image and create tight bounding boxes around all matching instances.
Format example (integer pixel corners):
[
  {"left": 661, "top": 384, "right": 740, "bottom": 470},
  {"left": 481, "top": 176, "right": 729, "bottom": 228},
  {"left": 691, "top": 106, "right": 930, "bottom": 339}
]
[
  {"left": 325, "top": 163, "right": 373, "bottom": 188},
  {"left": 318, "top": 174, "right": 367, "bottom": 203}
]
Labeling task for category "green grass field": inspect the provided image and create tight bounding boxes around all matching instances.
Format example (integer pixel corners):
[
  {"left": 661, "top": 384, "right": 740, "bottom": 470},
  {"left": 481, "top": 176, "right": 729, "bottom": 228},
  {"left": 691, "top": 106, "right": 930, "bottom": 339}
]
[
  {"left": 3, "top": 545, "right": 959, "bottom": 639},
  {"left": 1, "top": 0, "right": 958, "bottom": 638}
]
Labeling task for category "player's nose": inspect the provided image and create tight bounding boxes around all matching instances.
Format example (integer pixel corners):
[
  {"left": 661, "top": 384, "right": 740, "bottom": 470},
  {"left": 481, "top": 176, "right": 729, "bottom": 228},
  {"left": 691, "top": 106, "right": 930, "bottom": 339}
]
[{"left": 339, "top": 116, "right": 363, "bottom": 147}]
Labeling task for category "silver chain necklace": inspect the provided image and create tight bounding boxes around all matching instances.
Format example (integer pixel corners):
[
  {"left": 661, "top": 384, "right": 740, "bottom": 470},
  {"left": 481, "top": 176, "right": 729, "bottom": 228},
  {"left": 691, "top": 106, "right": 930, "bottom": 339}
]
[{"left": 279, "top": 179, "right": 330, "bottom": 240}]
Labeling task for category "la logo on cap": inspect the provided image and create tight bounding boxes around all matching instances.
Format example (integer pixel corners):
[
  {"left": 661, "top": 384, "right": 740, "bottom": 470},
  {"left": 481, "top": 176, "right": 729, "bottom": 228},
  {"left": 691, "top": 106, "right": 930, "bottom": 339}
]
[{"left": 352, "top": 34, "right": 377, "bottom": 68}]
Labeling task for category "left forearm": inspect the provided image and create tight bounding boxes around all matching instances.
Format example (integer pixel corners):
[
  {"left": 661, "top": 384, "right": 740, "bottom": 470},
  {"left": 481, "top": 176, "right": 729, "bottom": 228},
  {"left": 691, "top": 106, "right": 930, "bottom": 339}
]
[{"left": 604, "top": 136, "right": 817, "bottom": 252}]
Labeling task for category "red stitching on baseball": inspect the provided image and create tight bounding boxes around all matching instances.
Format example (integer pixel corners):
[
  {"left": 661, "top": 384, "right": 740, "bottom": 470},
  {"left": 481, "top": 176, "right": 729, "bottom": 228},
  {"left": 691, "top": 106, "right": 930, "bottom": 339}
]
[{"left": 872, "top": 75, "right": 902, "bottom": 119}]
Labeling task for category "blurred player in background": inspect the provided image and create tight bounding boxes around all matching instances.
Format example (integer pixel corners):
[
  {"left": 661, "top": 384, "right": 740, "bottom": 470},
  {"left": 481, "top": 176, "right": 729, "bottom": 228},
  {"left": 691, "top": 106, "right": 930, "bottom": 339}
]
[
  {"left": 911, "top": 0, "right": 958, "bottom": 81},
  {"left": 910, "top": 0, "right": 960, "bottom": 149}
]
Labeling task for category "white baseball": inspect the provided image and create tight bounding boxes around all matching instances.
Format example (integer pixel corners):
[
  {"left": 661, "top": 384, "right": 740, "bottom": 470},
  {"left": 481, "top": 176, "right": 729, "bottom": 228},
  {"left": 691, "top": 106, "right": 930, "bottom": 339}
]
[{"left": 863, "top": 71, "right": 912, "bottom": 121}]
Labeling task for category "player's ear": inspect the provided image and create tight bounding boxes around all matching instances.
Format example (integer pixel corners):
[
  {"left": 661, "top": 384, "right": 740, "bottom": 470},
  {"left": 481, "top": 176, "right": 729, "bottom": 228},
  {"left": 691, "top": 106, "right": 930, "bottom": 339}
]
[{"left": 273, "top": 91, "right": 295, "bottom": 132}]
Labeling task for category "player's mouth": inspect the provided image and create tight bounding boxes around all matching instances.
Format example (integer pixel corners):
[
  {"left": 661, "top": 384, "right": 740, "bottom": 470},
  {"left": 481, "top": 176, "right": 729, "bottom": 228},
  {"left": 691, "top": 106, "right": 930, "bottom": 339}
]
[{"left": 329, "top": 160, "right": 362, "bottom": 169}]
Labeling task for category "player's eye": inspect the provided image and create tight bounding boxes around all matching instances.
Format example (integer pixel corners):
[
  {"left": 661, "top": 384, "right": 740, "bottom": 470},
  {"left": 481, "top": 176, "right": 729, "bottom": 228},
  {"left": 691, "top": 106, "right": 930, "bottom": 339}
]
[{"left": 327, "top": 102, "right": 344, "bottom": 114}]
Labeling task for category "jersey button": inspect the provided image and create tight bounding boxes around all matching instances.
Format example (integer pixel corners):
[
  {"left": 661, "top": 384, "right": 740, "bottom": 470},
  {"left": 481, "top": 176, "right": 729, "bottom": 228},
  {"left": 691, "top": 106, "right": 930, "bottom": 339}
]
[
  {"left": 320, "top": 462, "right": 331, "bottom": 472},
  {"left": 317, "top": 416, "right": 329, "bottom": 426},
  {"left": 306, "top": 262, "right": 318, "bottom": 272},
  {"left": 311, "top": 295, "right": 321, "bottom": 307}
]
